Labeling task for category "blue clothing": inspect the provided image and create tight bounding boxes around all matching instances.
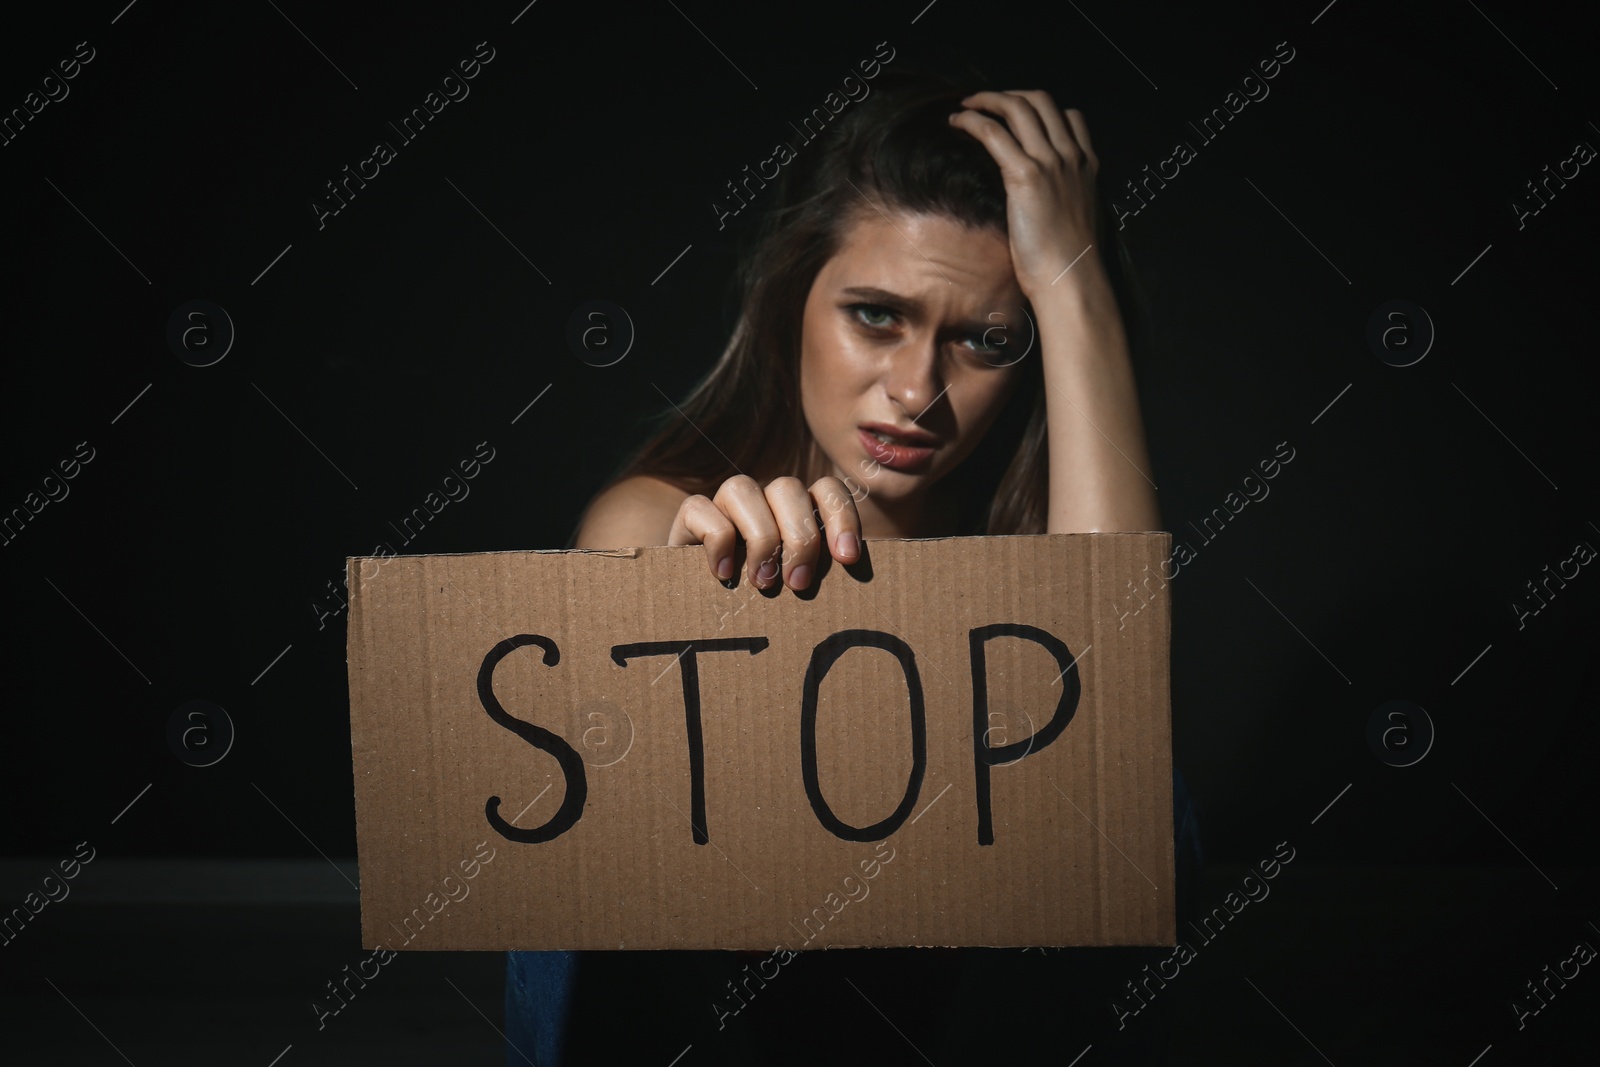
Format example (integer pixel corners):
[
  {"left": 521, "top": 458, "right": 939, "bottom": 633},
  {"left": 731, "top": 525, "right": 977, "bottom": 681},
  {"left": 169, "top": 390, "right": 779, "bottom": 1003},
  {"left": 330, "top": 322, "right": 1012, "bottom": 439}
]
[
  {"left": 507, "top": 767, "right": 1203, "bottom": 1065},
  {"left": 503, "top": 948, "right": 576, "bottom": 1067}
]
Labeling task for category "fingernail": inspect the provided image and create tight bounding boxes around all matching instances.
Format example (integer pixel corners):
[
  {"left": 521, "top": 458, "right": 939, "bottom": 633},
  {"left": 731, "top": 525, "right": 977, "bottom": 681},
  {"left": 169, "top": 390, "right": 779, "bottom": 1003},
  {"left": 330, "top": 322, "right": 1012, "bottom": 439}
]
[
  {"left": 788, "top": 564, "right": 811, "bottom": 590},
  {"left": 716, "top": 556, "right": 733, "bottom": 580},
  {"left": 757, "top": 559, "right": 778, "bottom": 584},
  {"left": 837, "top": 532, "right": 858, "bottom": 559}
]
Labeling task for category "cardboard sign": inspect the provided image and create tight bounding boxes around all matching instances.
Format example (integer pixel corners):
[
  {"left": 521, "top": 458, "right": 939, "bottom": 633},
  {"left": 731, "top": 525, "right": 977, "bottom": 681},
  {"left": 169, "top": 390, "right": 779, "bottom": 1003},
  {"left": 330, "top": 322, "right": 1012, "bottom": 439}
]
[{"left": 345, "top": 533, "right": 1176, "bottom": 951}]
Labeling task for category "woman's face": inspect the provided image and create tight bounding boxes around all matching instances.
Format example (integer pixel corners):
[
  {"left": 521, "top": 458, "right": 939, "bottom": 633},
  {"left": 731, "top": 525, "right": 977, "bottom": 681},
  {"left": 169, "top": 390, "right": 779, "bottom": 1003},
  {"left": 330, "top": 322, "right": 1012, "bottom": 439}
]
[{"left": 799, "top": 207, "right": 1029, "bottom": 533}]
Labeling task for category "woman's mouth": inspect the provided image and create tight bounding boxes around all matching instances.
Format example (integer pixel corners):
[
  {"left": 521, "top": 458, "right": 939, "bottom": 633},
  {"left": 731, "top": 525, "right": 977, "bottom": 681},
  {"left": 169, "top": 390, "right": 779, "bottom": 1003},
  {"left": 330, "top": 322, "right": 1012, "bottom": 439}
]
[{"left": 858, "top": 427, "right": 935, "bottom": 472}]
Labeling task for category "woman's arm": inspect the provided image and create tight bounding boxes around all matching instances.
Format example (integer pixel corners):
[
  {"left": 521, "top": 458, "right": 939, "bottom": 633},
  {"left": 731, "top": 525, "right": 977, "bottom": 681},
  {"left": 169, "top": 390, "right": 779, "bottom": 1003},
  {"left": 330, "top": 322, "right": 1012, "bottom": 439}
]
[
  {"left": 1033, "top": 266, "right": 1160, "bottom": 533},
  {"left": 950, "top": 91, "right": 1161, "bottom": 534}
]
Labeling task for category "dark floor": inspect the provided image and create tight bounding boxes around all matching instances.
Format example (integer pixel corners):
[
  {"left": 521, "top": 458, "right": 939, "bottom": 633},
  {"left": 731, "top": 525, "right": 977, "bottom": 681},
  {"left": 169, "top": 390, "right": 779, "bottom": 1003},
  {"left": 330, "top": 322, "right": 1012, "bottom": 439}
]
[{"left": 1, "top": 859, "right": 1593, "bottom": 1064}]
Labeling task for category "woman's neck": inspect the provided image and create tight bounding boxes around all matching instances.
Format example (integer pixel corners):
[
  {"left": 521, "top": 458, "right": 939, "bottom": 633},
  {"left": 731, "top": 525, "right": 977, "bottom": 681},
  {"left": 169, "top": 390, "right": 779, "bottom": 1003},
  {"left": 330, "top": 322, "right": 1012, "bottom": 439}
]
[{"left": 858, "top": 487, "right": 962, "bottom": 540}]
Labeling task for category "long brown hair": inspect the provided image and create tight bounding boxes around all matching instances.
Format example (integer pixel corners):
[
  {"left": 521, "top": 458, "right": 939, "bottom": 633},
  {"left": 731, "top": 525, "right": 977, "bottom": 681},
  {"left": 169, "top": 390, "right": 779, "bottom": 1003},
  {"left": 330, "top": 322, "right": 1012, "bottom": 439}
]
[{"left": 579, "top": 65, "right": 1147, "bottom": 544}]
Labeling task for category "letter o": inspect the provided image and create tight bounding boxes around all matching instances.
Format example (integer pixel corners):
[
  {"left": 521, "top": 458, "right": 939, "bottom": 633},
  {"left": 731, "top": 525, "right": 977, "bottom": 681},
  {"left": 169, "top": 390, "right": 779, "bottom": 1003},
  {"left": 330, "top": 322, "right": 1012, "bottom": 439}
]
[{"left": 800, "top": 629, "right": 926, "bottom": 841}]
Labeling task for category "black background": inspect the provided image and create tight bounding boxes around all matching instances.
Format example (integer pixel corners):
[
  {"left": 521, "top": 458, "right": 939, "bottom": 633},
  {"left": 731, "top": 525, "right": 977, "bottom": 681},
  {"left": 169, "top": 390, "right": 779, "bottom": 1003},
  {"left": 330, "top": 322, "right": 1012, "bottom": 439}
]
[{"left": 2, "top": 0, "right": 1596, "bottom": 1062}]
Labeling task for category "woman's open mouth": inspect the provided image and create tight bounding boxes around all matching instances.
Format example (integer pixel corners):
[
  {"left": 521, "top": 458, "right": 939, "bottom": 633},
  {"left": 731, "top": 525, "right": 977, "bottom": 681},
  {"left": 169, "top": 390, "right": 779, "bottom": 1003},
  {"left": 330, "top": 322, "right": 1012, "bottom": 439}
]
[{"left": 858, "top": 426, "right": 935, "bottom": 472}]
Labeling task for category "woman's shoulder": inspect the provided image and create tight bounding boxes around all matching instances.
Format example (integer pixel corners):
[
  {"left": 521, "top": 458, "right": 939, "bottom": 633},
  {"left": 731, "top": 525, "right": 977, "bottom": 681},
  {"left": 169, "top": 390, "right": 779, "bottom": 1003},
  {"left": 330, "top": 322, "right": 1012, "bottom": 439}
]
[
  {"left": 572, "top": 474, "right": 692, "bottom": 549},
  {"left": 598, "top": 474, "right": 694, "bottom": 509}
]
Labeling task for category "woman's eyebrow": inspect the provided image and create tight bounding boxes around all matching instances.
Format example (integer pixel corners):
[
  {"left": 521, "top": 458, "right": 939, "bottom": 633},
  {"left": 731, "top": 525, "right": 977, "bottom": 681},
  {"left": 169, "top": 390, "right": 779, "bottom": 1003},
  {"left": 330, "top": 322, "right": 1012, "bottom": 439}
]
[
  {"left": 840, "top": 285, "right": 919, "bottom": 311},
  {"left": 839, "top": 285, "right": 1001, "bottom": 333}
]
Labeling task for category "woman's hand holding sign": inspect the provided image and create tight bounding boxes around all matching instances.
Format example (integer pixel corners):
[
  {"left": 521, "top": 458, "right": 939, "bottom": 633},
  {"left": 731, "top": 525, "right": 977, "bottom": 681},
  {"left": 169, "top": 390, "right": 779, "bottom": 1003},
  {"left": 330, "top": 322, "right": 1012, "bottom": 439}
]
[{"left": 669, "top": 475, "right": 863, "bottom": 592}]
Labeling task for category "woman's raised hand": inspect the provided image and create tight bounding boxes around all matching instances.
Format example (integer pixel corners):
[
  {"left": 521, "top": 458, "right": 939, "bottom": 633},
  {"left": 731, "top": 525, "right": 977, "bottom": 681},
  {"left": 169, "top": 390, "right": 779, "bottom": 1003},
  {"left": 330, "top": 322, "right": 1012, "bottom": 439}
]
[
  {"left": 668, "top": 475, "right": 862, "bottom": 590},
  {"left": 948, "top": 90, "right": 1102, "bottom": 301}
]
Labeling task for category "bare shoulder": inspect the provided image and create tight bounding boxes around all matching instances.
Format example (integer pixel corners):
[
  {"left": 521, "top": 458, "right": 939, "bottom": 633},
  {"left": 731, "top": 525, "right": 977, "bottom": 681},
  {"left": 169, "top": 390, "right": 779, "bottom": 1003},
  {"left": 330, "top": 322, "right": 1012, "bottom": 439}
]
[{"left": 572, "top": 474, "right": 691, "bottom": 550}]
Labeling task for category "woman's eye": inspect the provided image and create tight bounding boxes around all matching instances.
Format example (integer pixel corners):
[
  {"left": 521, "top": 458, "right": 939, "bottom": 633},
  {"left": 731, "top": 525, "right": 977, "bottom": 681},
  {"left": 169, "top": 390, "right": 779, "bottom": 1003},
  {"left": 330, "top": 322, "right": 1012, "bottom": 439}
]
[
  {"left": 851, "top": 304, "right": 897, "bottom": 330},
  {"left": 845, "top": 305, "right": 1005, "bottom": 361},
  {"left": 962, "top": 332, "right": 1003, "bottom": 356}
]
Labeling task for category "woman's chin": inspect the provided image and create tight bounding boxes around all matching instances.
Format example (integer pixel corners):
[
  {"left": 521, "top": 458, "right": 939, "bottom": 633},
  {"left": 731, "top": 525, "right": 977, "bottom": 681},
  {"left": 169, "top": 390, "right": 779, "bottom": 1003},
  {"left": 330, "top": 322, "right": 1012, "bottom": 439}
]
[
  {"left": 859, "top": 466, "right": 944, "bottom": 501},
  {"left": 825, "top": 448, "right": 947, "bottom": 498}
]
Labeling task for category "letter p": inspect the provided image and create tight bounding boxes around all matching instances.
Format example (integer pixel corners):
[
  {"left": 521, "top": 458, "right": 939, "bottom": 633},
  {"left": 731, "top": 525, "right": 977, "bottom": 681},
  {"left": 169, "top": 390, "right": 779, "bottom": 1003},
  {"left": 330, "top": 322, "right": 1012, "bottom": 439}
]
[{"left": 969, "top": 623, "right": 1082, "bottom": 844}]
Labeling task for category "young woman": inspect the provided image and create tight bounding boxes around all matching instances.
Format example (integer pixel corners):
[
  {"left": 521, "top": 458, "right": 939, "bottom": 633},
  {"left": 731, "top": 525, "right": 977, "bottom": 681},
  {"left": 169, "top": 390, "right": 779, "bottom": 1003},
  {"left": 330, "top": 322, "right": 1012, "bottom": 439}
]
[{"left": 506, "top": 67, "right": 1203, "bottom": 1065}]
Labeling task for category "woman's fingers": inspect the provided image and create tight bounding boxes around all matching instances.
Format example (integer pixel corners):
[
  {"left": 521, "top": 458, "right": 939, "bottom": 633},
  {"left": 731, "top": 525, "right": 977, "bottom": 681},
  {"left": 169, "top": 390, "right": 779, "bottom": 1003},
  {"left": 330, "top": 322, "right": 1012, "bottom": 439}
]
[
  {"left": 669, "top": 492, "right": 741, "bottom": 581},
  {"left": 1009, "top": 91, "right": 1092, "bottom": 170},
  {"left": 1060, "top": 106, "right": 1098, "bottom": 172},
  {"left": 948, "top": 105, "right": 1033, "bottom": 179},
  {"left": 808, "top": 476, "right": 862, "bottom": 566},
  {"left": 713, "top": 475, "right": 784, "bottom": 588},
  {"left": 954, "top": 90, "right": 1094, "bottom": 175},
  {"left": 956, "top": 90, "right": 1056, "bottom": 167},
  {"left": 762, "top": 476, "right": 823, "bottom": 590},
  {"left": 672, "top": 474, "right": 863, "bottom": 590}
]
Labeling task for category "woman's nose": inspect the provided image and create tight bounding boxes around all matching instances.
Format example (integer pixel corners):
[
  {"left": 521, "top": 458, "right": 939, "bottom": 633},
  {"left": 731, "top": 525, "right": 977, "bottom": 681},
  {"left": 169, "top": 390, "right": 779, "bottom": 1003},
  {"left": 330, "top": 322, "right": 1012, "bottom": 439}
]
[{"left": 884, "top": 339, "right": 945, "bottom": 420}]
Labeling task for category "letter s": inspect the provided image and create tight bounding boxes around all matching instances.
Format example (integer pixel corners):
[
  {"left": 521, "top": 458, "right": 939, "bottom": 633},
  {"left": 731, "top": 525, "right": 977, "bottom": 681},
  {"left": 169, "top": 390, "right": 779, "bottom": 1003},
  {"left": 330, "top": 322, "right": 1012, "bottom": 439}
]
[
  {"left": 1273, "top": 40, "right": 1295, "bottom": 63},
  {"left": 74, "top": 41, "right": 97, "bottom": 63},
  {"left": 875, "top": 40, "right": 896, "bottom": 64},
  {"left": 475, "top": 440, "right": 496, "bottom": 464},
  {"left": 1273, "top": 440, "right": 1295, "bottom": 464},
  {"left": 74, "top": 441, "right": 96, "bottom": 464},
  {"left": 474, "top": 40, "right": 496, "bottom": 64},
  {"left": 479, "top": 635, "right": 588, "bottom": 843},
  {"left": 1273, "top": 840, "right": 1296, "bottom": 864}
]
